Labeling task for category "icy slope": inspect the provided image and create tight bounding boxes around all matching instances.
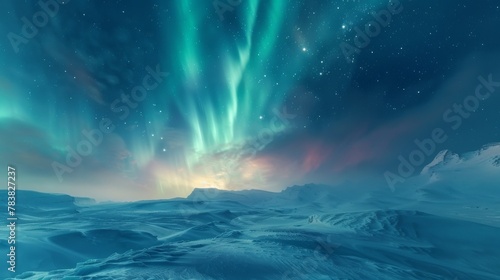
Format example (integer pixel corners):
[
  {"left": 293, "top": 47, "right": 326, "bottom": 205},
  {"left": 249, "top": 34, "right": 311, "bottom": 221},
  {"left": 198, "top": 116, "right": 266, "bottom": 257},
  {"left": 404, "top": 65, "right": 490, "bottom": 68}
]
[{"left": 1, "top": 144, "right": 499, "bottom": 279}]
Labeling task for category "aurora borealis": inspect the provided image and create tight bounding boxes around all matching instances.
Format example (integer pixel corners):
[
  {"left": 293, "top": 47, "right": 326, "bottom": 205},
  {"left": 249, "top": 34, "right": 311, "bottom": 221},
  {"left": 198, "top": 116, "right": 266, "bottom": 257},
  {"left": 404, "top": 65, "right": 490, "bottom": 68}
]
[{"left": 1, "top": 0, "right": 500, "bottom": 200}]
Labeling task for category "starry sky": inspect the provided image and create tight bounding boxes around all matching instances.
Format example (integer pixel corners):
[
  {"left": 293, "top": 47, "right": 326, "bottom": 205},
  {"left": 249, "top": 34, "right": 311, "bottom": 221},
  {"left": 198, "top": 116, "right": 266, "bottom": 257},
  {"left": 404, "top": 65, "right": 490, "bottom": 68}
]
[{"left": 1, "top": 0, "right": 499, "bottom": 200}]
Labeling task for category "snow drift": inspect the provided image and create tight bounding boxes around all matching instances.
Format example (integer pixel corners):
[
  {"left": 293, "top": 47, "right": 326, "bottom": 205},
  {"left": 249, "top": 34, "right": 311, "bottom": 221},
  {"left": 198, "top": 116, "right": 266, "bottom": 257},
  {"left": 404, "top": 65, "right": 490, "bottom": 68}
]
[{"left": 1, "top": 145, "right": 499, "bottom": 279}]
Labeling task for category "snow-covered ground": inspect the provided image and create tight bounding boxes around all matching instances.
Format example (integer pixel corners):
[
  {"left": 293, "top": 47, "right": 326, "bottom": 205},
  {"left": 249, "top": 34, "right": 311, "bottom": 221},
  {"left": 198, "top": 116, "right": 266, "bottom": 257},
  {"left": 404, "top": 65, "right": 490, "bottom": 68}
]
[{"left": 1, "top": 144, "right": 500, "bottom": 279}]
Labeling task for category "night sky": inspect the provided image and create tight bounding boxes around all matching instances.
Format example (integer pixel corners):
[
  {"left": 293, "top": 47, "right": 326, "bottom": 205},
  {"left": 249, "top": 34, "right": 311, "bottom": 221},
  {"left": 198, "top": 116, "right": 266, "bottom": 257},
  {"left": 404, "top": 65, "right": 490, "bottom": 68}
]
[{"left": 1, "top": 0, "right": 500, "bottom": 200}]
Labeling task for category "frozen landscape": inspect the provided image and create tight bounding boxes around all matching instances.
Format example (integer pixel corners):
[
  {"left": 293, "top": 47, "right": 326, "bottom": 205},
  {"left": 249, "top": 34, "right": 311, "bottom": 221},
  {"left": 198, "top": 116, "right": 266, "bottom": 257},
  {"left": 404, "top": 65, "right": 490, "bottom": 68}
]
[
  {"left": 1, "top": 145, "right": 499, "bottom": 280},
  {"left": 2, "top": 0, "right": 500, "bottom": 279}
]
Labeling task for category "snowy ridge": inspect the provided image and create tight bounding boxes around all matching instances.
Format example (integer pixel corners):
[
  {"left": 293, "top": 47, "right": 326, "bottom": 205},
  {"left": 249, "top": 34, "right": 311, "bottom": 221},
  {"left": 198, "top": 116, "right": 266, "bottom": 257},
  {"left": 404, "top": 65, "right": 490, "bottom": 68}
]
[
  {"left": 2, "top": 144, "right": 500, "bottom": 279},
  {"left": 420, "top": 149, "right": 457, "bottom": 174},
  {"left": 422, "top": 143, "right": 500, "bottom": 174}
]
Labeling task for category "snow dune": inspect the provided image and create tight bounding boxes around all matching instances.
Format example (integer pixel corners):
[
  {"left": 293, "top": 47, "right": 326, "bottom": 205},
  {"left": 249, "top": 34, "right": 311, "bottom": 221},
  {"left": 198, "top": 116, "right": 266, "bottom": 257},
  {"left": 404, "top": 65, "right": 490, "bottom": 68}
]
[{"left": 1, "top": 144, "right": 499, "bottom": 279}]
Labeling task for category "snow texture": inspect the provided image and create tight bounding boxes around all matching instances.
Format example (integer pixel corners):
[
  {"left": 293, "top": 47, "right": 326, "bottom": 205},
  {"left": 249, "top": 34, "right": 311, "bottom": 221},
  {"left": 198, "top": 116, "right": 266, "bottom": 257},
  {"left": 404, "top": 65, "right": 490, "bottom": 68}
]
[{"left": 2, "top": 145, "right": 500, "bottom": 279}]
